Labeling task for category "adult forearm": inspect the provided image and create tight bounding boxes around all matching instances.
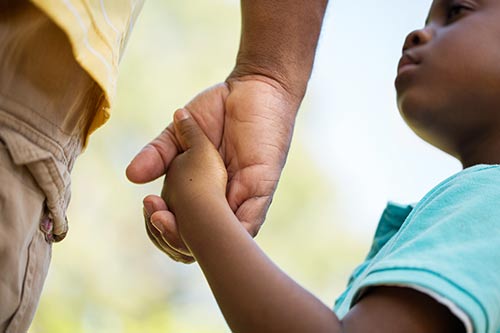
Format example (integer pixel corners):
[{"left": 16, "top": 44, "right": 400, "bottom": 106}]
[
  {"left": 176, "top": 200, "right": 342, "bottom": 333},
  {"left": 230, "top": 0, "right": 329, "bottom": 99}
]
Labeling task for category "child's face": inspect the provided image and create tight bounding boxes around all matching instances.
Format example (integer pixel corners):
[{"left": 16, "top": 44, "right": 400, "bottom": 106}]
[{"left": 396, "top": 0, "right": 500, "bottom": 165}]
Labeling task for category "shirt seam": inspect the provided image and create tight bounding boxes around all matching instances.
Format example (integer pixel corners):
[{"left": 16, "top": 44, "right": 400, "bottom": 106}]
[{"left": 356, "top": 266, "right": 489, "bottom": 332}]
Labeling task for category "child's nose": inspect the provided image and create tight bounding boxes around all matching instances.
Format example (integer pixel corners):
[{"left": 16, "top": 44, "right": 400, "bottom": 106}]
[{"left": 402, "top": 26, "right": 434, "bottom": 52}]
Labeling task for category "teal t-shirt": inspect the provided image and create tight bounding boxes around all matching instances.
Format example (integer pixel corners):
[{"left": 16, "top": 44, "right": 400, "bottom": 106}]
[{"left": 334, "top": 165, "right": 500, "bottom": 333}]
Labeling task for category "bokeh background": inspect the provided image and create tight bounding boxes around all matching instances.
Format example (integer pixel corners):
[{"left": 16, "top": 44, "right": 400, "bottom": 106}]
[{"left": 31, "top": 0, "right": 460, "bottom": 332}]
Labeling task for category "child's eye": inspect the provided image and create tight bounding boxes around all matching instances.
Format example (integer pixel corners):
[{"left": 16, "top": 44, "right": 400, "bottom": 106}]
[{"left": 446, "top": 4, "right": 471, "bottom": 23}]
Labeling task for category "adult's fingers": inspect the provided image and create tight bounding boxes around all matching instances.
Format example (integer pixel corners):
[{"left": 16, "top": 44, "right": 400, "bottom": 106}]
[
  {"left": 235, "top": 195, "right": 273, "bottom": 238},
  {"left": 149, "top": 208, "right": 191, "bottom": 256},
  {"left": 144, "top": 195, "right": 189, "bottom": 255},
  {"left": 144, "top": 194, "right": 168, "bottom": 213},
  {"left": 143, "top": 195, "right": 194, "bottom": 263},
  {"left": 126, "top": 124, "right": 181, "bottom": 184},
  {"left": 144, "top": 212, "right": 195, "bottom": 264}
]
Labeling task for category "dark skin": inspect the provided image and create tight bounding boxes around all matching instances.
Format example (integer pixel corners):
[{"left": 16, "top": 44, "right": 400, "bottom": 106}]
[
  {"left": 146, "top": 0, "right": 500, "bottom": 331},
  {"left": 128, "top": 0, "right": 329, "bottom": 263},
  {"left": 151, "top": 110, "right": 466, "bottom": 333},
  {"left": 396, "top": 0, "right": 500, "bottom": 168}
]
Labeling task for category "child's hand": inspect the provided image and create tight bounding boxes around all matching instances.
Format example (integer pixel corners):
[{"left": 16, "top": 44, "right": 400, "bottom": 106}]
[
  {"left": 161, "top": 109, "right": 228, "bottom": 221},
  {"left": 145, "top": 108, "right": 228, "bottom": 262}
]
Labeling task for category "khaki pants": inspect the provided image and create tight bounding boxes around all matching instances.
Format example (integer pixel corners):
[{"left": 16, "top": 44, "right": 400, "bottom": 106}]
[{"left": 0, "top": 2, "right": 102, "bottom": 331}]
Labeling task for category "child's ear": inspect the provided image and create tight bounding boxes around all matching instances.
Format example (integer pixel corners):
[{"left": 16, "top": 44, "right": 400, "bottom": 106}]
[{"left": 173, "top": 108, "right": 211, "bottom": 151}]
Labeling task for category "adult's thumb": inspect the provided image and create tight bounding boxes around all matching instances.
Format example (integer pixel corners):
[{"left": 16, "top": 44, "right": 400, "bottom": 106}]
[{"left": 173, "top": 108, "right": 209, "bottom": 151}]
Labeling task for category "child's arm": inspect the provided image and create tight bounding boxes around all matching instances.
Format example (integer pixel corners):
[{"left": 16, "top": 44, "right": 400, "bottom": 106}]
[{"left": 150, "top": 109, "right": 465, "bottom": 333}]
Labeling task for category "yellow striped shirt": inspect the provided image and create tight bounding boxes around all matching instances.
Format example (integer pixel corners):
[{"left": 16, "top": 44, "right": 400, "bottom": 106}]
[{"left": 30, "top": 0, "right": 144, "bottom": 136}]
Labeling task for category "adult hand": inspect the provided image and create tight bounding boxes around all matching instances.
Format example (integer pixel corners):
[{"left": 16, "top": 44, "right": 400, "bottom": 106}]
[{"left": 126, "top": 75, "right": 302, "bottom": 263}]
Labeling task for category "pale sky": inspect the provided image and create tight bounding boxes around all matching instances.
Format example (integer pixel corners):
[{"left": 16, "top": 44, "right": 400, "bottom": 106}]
[{"left": 305, "top": 0, "right": 461, "bottom": 236}]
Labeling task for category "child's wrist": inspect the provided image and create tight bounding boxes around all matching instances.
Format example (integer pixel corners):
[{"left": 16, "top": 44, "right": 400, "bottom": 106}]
[
  {"left": 176, "top": 195, "right": 241, "bottom": 257},
  {"left": 174, "top": 193, "right": 229, "bottom": 228}
]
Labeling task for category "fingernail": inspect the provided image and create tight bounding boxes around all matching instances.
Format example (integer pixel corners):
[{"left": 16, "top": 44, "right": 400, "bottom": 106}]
[
  {"left": 143, "top": 202, "right": 153, "bottom": 218},
  {"left": 151, "top": 218, "right": 164, "bottom": 234},
  {"left": 174, "top": 109, "right": 189, "bottom": 122}
]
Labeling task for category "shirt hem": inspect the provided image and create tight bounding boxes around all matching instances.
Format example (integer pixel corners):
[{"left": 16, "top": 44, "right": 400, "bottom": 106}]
[
  {"left": 30, "top": 0, "right": 115, "bottom": 139},
  {"left": 352, "top": 268, "right": 489, "bottom": 332}
]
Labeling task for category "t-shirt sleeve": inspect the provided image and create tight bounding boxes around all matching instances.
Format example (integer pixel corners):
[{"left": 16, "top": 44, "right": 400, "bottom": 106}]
[{"left": 351, "top": 166, "right": 500, "bottom": 333}]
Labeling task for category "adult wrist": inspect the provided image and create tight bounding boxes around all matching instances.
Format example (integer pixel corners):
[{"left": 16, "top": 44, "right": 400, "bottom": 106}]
[
  {"left": 227, "top": 60, "right": 310, "bottom": 103},
  {"left": 230, "top": 0, "right": 328, "bottom": 101}
]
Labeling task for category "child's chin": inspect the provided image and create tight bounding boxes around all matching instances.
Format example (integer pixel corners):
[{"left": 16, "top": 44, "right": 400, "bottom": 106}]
[{"left": 398, "top": 93, "right": 428, "bottom": 124}]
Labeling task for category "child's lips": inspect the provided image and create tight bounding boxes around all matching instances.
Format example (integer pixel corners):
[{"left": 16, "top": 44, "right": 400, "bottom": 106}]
[
  {"left": 395, "top": 52, "right": 421, "bottom": 91},
  {"left": 397, "top": 53, "right": 420, "bottom": 76}
]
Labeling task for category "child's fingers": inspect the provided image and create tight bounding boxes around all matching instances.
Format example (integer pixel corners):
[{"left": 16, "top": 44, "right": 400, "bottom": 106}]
[{"left": 173, "top": 108, "right": 211, "bottom": 151}]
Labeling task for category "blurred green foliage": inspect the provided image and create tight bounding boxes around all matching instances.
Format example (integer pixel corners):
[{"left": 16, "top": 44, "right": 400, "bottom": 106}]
[{"left": 30, "top": 1, "right": 367, "bottom": 332}]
